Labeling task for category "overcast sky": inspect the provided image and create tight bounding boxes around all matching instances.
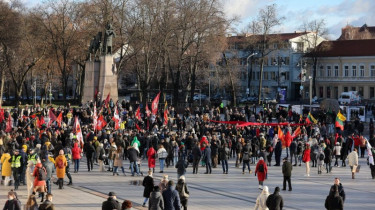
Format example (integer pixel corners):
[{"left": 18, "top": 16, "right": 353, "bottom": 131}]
[
  {"left": 223, "top": 0, "right": 375, "bottom": 39},
  {"left": 20, "top": 0, "right": 375, "bottom": 40}
]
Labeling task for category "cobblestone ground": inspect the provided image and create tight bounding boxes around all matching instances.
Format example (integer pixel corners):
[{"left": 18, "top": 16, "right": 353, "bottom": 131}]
[{"left": 1, "top": 150, "right": 374, "bottom": 210}]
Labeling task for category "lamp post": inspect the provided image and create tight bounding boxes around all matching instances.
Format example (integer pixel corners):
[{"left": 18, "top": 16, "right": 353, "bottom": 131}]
[
  {"left": 246, "top": 52, "right": 257, "bottom": 97},
  {"left": 309, "top": 75, "right": 313, "bottom": 112},
  {"left": 297, "top": 59, "right": 307, "bottom": 115}
]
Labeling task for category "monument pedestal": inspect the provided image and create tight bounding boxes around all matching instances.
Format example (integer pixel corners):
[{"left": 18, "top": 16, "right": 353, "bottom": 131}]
[{"left": 81, "top": 55, "right": 118, "bottom": 104}]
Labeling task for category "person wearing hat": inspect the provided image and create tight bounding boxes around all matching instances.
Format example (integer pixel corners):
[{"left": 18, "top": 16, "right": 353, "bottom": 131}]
[
  {"left": 54, "top": 150, "right": 67, "bottom": 189},
  {"left": 254, "top": 186, "right": 270, "bottom": 210},
  {"left": 102, "top": 191, "right": 121, "bottom": 210},
  {"left": 149, "top": 186, "right": 164, "bottom": 210},
  {"left": 282, "top": 157, "right": 293, "bottom": 191},
  {"left": 255, "top": 157, "right": 268, "bottom": 190},
  {"left": 9, "top": 149, "right": 23, "bottom": 190},
  {"left": 1, "top": 150, "right": 12, "bottom": 186},
  {"left": 266, "top": 187, "right": 283, "bottom": 210}
]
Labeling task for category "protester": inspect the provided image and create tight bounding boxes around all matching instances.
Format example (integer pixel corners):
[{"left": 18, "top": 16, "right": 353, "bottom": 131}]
[
  {"left": 2, "top": 191, "right": 21, "bottom": 210},
  {"left": 329, "top": 177, "right": 346, "bottom": 203},
  {"left": 149, "top": 186, "right": 164, "bottom": 210},
  {"left": 71, "top": 142, "right": 82, "bottom": 173},
  {"left": 302, "top": 144, "right": 311, "bottom": 176},
  {"left": 325, "top": 185, "right": 344, "bottom": 210},
  {"left": 54, "top": 150, "right": 67, "bottom": 189},
  {"left": 32, "top": 162, "right": 47, "bottom": 202},
  {"left": 1, "top": 150, "right": 12, "bottom": 186},
  {"left": 157, "top": 145, "right": 168, "bottom": 173},
  {"left": 162, "top": 180, "right": 181, "bottom": 210},
  {"left": 159, "top": 174, "right": 169, "bottom": 193},
  {"left": 147, "top": 146, "right": 157, "bottom": 173}
]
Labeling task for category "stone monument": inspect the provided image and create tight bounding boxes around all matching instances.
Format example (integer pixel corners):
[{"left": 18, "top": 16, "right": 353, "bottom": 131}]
[{"left": 82, "top": 23, "right": 118, "bottom": 104}]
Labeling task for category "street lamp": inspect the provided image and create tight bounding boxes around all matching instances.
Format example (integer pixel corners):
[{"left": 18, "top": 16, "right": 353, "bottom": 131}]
[{"left": 246, "top": 52, "right": 257, "bottom": 97}]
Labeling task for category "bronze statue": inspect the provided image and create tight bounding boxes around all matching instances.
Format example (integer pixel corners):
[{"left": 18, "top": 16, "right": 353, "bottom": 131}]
[{"left": 103, "top": 23, "right": 116, "bottom": 55}]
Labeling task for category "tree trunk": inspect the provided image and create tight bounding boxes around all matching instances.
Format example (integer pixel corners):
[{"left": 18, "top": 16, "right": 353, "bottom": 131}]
[
  {"left": 312, "top": 58, "right": 317, "bottom": 97},
  {"left": 258, "top": 59, "right": 264, "bottom": 105},
  {"left": 0, "top": 69, "right": 4, "bottom": 107}
]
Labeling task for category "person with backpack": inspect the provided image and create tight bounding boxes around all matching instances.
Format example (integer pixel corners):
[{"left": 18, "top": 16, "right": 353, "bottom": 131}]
[
  {"left": 32, "top": 162, "right": 47, "bottom": 202},
  {"left": 317, "top": 147, "right": 325, "bottom": 174},
  {"left": 255, "top": 157, "right": 268, "bottom": 190},
  {"left": 54, "top": 150, "right": 67, "bottom": 189}
]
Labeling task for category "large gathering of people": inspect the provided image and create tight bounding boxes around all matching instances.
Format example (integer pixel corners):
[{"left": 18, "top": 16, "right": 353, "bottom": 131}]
[{"left": 1, "top": 97, "right": 375, "bottom": 210}]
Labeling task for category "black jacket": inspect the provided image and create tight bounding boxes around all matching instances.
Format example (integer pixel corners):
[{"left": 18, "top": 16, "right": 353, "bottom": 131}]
[
  {"left": 143, "top": 175, "right": 154, "bottom": 198},
  {"left": 192, "top": 146, "right": 202, "bottom": 161},
  {"left": 325, "top": 194, "right": 344, "bottom": 210},
  {"left": 266, "top": 192, "right": 283, "bottom": 210},
  {"left": 102, "top": 197, "right": 121, "bottom": 210},
  {"left": 127, "top": 147, "right": 139, "bottom": 162},
  {"left": 39, "top": 200, "right": 55, "bottom": 210},
  {"left": 203, "top": 146, "right": 212, "bottom": 163},
  {"left": 3, "top": 199, "right": 21, "bottom": 210},
  {"left": 162, "top": 186, "right": 181, "bottom": 210},
  {"left": 329, "top": 184, "right": 345, "bottom": 202},
  {"left": 175, "top": 159, "right": 188, "bottom": 175},
  {"left": 282, "top": 160, "right": 293, "bottom": 177}
]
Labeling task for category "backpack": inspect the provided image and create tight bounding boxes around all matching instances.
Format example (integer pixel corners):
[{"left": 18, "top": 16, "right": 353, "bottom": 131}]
[
  {"left": 243, "top": 152, "right": 250, "bottom": 161},
  {"left": 57, "top": 158, "right": 64, "bottom": 169},
  {"left": 258, "top": 163, "right": 264, "bottom": 172},
  {"left": 38, "top": 167, "right": 47, "bottom": 181},
  {"left": 319, "top": 153, "right": 324, "bottom": 161}
]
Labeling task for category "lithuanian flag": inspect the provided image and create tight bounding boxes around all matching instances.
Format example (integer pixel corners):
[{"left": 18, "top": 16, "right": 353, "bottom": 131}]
[
  {"left": 335, "top": 111, "right": 346, "bottom": 130},
  {"left": 306, "top": 112, "right": 317, "bottom": 124}
]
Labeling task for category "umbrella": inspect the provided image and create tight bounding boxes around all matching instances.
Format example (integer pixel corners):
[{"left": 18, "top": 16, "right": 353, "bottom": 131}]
[{"left": 320, "top": 99, "right": 340, "bottom": 113}]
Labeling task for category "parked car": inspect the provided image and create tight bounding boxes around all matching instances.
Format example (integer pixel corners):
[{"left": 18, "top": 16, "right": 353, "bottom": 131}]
[{"left": 193, "top": 94, "right": 208, "bottom": 101}]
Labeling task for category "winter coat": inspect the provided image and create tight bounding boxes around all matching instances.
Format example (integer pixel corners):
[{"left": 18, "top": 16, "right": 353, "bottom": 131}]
[
  {"left": 325, "top": 193, "right": 344, "bottom": 210},
  {"left": 101, "top": 197, "right": 121, "bottom": 210},
  {"left": 219, "top": 147, "right": 230, "bottom": 161},
  {"left": 317, "top": 150, "right": 325, "bottom": 166},
  {"left": 147, "top": 147, "right": 156, "bottom": 168},
  {"left": 330, "top": 184, "right": 346, "bottom": 202},
  {"left": 266, "top": 192, "right": 283, "bottom": 210},
  {"left": 42, "top": 159, "right": 54, "bottom": 179},
  {"left": 176, "top": 179, "right": 189, "bottom": 201},
  {"left": 254, "top": 191, "right": 270, "bottom": 210},
  {"left": 32, "top": 163, "right": 47, "bottom": 188},
  {"left": 192, "top": 146, "right": 202, "bottom": 161},
  {"left": 348, "top": 151, "right": 358, "bottom": 167},
  {"left": 324, "top": 147, "right": 332, "bottom": 164},
  {"left": 175, "top": 159, "right": 188, "bottom": 175},
  {"left": 255, "top": 159, "right": 268, "bottom": 182},
  {"left": 302, "top": 148, "right": 311, "bottom": 163},
  {"left": 1, "top": 152, "right": 11, "bottom": 176},
  {"left": 71, "top": 143, "right": 82, "bottom": 160},
  {"left": 113, "top": 151, "right": 123, "bottom": 167},
  {"left": 282, "top": 160, "right": 293, "bottom": 177},
  {"left": 157, "top": 148, "right": 168, "bottom": 159},
  {"left": 148, "top": 191, "right": 164, "bottom": 210},
  {"left": 289, "top": 141, "right": 297, "bottom": 154},
  {"left": 54, "top": 155, "right": 67, "bottom": 179},
  {"left": 203, "top": 146, "right": 212, "bottom": 163},
  {"left": 143, "top": 175, "right": 154, "bottom": 198},
  {"left": 127, "top": 147, "right": 139, "bottom": 162},
  {"left": 333, "top": 145, "right": 342, "bottom": 156},
  {"left": 162, "top": 186, "right": 181, "bottom": 210}
]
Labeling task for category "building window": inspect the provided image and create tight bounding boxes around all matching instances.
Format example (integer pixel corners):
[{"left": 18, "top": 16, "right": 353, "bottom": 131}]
[
  {"left": 256, "top": 72, "right": 260, "bottom": 80},
  {"left": 285, "top": 72, "right": 290, "bottom": 80},
  {"left": 264, "top": 72, "right": 269, "bottom": 80},
  {"left": 283, "top": 57, "right": 290, "bottom": 65},
  {"left": 344, "top": 65, "right": 349, "bottom": 77},
  {"left": 319, "top": 65, "right": 324, "bottom": 77},
  {"left": 327, "top": 87, "right": 331, "bottom": 98},
  {"left": 344, "top": 87, "right": 348, "bottom": 92},
  {"left": 359, "top": 87, "right": 363, "bottom": 96},
  {"left": 334, "top": 66, "right": 339, "bottom": 77},
  {"left": 371, "top": 65, "right": 375, "bottom": 77},
  {"left": 271, "top": 72, "right": 276, "bottom": 80},
  {"left": 351, "top": 87, "right": 356, "bottom": 91},
  {"left": 334, "top": 87, "right": 338, "bottom": 99},
  {"left": 296, "top": 42, "right": 304, "bottom": 52},
  {"left": 371, "top": 87, "right": 375, "bottom": 98},
  {"left": 327, "top": 66, "right": 332, "bottom": 77},
  {"left": 352, "top": 65, "right": 357, "bottom": 77},
  {"left": 360, "top": 65, "right": 365, "bottom": 77},
  {"left": 319, "top": 87, "right": 323, "bottom": 98}
]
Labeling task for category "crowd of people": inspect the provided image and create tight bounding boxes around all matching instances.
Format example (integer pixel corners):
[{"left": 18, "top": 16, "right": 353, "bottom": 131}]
[{"left": 0, "top": 98, "right": 374, "bottom": 210}]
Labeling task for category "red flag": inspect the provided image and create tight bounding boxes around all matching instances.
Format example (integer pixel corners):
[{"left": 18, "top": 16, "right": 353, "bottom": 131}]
[
  {"left": 112, "top": 105, "right": 120, "bottom": 130},
  {"left": 56, "top": 112, "right": 63, "bottom": 127},
  {"left": 163, "top": 101, "right": 168, "bottom": 125},
  {"left": 48, "top": 109, "right": 57, "bottom": 127},
  {"left": 278, "top": 126, "right": 284, "bottom": 141},
  {"left": 0, "top": 109, "right": 4, "bottom": 123},
  {"left": 145, "top": 104, "right": 151, "bottom": 117},
  {"left": 292, "top": 126, "right": 301, "bottom": 139},
  {"left": 74, "top": 117, "right": 84, "bottom": 147},
  {"left": 135, "top": 123, "right": 141, "bottom": 131},
  {"left": 135, "top": 107, "right": 141, "bottom": 121},
  {"left": 96, "top": 115, "right": 107, "bottom": 131},
  {"left": 93, "top": 102, "right": 97, "bottom": 131},
  {"left": 104, "top": 93, "right": 110, "bottom": 107},
  {"left": 5, "top": 116, "right": 12, "bottom": 132},
  {"left": 151, "top": 92, "right": 160, "bottom": 115},
  {"left": 39, "top": 116, "right": 45, "bottom": 128},
  {"left": 284, "top": 131, "right": 292, "bottom": 148}
]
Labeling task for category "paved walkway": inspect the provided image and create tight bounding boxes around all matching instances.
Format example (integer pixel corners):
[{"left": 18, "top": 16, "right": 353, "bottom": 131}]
[{"left": 1, "top": 151, "right": 375, "bottom": 209}]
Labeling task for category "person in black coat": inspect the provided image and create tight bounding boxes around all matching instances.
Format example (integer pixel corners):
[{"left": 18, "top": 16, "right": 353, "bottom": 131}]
[
  {"left": 102, "top": 192, "right": 121, "bottom": 210},
  {"left": 325, "top": 185, "right": 344, "bottom": 210},
  {"left": 203, "top": 144, "right": 212, "bottom": 174},
  {"left": 324, "top": 146, "right": 332, "bottom": 173},
  {"left": 289, "top": 140, "right": 297, "bottom": 166},
  {"left": 282, "top": 157, "right": 293, "bottom": 191},
  {"left": 329, "top": 178, "right": 346, "bottom": 203},
  {"left": 142, "top": 170, "right": 154, "bottom": 207},
  {"left": 162, "top": 180, "right": 181, "bottom": 210},
  {"left": 274, "top": 140, "right": 282, "bottom": 166},
  {"left": 127, "top": 146, "right": 140, "bottom": 176},
  {"left": 175, "top": 158, "right": 188, "bottom": 178},
  {"left": 266, "top": 186, "right": 283, "bottom": 210},
  {"left": 191, "top": 142, "right": 202, "bottom": 174}
]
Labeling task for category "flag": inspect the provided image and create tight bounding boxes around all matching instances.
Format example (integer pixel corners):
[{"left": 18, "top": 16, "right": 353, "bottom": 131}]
[
  {"left": 135, "top": 123, "right": 141, "bottom": 131},
  {"left": 306, "top": 112, "right": 317, "bottom": 124},
  {"left": 74, "top": 117, "right": 84, "bottom": 147},
  {"left": 135, "top": 106, "right": 141, "bottom": 121},
  {"left": 278, "top": 126, "right": 284, "bottom": 141},
  {"left": 104, "top": 92, "right": 110, "bottom": 107},
  {"left": 39, "top": 116, "right": 45, "bottom": 128},
  {"left": 112, "top": 105, "right": 121, "bottom": 130},
  {"left": 97, "top": 115, "right": 107, "bottom": 131},
  {"left": 5, "top": 116, "right": 12, "bottom": 132},
  {"left": 0, "top": 109, "right": 4, "bottom": 123},
  {"left": 48, "top": 109, "right": 57, "bottom": 127},
  {"left": 93, "top": 103, "right": 98, "bottom": 131},
  {"left": 284, "top": 131, "right": 292, "bottom": 148},
  {"left": 163, "top": 101, "right": 168, "bottom": 125},
  {"left": 56, "top": 112, "right": 63, "bottom": 127},
  {"left": 292, "top": 126, "right": 301, "bottom": 139},
  {"left": 145, "top": 104, "right": 151, "bottom": 117},
  {"left": 335, "top": 111, "right": 346, "bottom": 131},
  {"left": 151, "top": 92, "right": 161, "bottom": 115}
]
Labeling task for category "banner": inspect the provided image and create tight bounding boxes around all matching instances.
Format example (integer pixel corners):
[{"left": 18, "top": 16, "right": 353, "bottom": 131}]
[
  {"left": 209, "top": 120, "right": 305, "bottom": 127},
  {"left": 151, "top": 92, "right": 161, "bottom": 115}
]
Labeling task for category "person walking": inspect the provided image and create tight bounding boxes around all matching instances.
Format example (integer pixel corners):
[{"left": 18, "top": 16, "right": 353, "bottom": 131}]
[
  {"left": 157, "top": 145, "right": 168, "bottom": 173},
  {"left": 148, "top": 186, "right": 164, "bottom": 210},
  {"left": 348, "top": 148, "right": 359, "bottom": 179},
  {"left": 329, "top": 177, "right": 346, "bottom": 203},
  {"left": 32, "top": 162, "right": 47, "bottom": 202},
  {"left": 254, "top": 185, "right": 270, "bottom": 210},
  {"left": 97, "top": 143, "right": 106, "bottom": 172},
  {"left": 242, "top": 142, "right": 252, "bottom": 174},
  {"left": 255, "top": 157, "right": 268, "bottom": 190},
  {"left": 71, "top": 143, "right": 81, "bottom": 173},
  {"left": 142, "top": 170, "right": 154, "bottom": 207},
  {"left": 147, "top": 146, "right": 156, "bottom": 173},
  {"left": 84, "top": 141, "right": 95, "bottom": 172},
  {"left": 1, "top": 150, "right": 12, "bottom": 186},
  {"left": 317, "top": 147, "right": 325, "bottom": 174},
  {"left": 282, "top": 157, "right": 293, "bottom": 191},
  {"left": 42, "top": 156, "right": 54, "bottom": 195},
  {"left": 54, "top": 150, "right": 67, "bottom": 189},
  {"left": 102, "top": 192, "right": 121, "bottom": 210},
  {"left": 3, "top": 191, "right": 21, "bottom": 210},
  {"left": 274, "top": 140, "right": 282, "bottom": 166},
  {"left": 302, "top": 144, "right": 311, "bottom": 176},
  {"left": 162, "top": 180, "right": 181, "bottom": 210},
  {"left": 10, "top": 149, "right": 23, "bottom": 190},
  {"left": 324, "top": 145, "right": 333, "bottom": 173},
  {"left": 266, "top": 187, "right": 283, "bottom": 210},
  {"left": 113, "top": 146, "right": 126, "bottom": 176},
  {"left": 175, "top": 176, "right": 189, "bottom": 210},
  {"left": 175, "top": 158, "right": 188, "bottom": 179},
  {"left": 192, "top": 142, "right": 202, "bottom": 174},
  {"left": 290, "top": 140, "right": 298, "bottom": 166},
  {"left": 128, "top": 146, "right": 140, "bottom": 176},
  {"left": 219, "top": 143, "right": 230, "bottom": 174},
  {"left": 333, "top": 142, "right": 342, "bottom": 167},
  {"left": 203, "top": 143, "right": 212, "bottom": 174},
  {"left": 325, "top": 185, "right": 344, "bottom": 210}
]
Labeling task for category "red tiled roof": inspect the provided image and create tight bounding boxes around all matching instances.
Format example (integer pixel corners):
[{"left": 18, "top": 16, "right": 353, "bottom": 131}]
[{"left": 311, "top": 39, "right": 375, "bottom": 57}]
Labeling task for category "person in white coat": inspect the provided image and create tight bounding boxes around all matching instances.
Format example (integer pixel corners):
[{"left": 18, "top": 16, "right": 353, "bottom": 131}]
[
  {"left": 254, "top": 185, "right": 270, "bottom": 210},
  {"left": 347, "top": 148, "right": 359, "bottom": 179},
  {"left": 26, "top": 160, "right": 34, "bottom": 198}
]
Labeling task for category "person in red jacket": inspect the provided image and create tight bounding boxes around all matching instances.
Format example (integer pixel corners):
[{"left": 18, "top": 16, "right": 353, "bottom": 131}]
[
  {"left": 71, "top": 143, "right": 82, "bottom": 173},
  {"left": 32, "top": 163, "right": 47, "bottom": 202},
  {"left": 147, "top": 147, "right": 156, "bottom": 173},
  {"left": 255, "top": 157, "right": 268, "bottom": 190},
  {"left": 303, "top": 143, "right": 311, "bottom": 176}
]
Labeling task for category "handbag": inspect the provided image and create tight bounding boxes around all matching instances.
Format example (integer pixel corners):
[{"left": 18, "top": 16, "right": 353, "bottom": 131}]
[
  {"left": 181, "top": 184, "right": 189, "bottom": 198},
  {"left": 356, "top": 165, "right": 361, "bottom": 173}
]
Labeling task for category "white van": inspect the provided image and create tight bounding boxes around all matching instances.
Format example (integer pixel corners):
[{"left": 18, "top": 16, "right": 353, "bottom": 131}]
[{"left": 338, "top": 91, "right": 361, "bottom": 104}]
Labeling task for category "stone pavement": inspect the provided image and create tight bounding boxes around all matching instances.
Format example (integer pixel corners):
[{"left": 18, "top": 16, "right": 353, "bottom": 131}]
[{"left": 1, "top": 151, "right": 375, "bottom": 210}]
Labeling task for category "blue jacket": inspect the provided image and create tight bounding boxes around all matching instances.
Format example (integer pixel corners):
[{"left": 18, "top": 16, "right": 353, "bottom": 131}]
[
  {"left": 162, "top": 186, "right": 181, "bottom": 210},
  {"left": 203, "top": 146, "right": 212, "bottom": 163}
]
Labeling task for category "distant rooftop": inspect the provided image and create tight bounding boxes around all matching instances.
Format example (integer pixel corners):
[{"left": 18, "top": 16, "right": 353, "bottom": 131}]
[{"left": 310, "top": 39, "right": 375, "bottom": 57}]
